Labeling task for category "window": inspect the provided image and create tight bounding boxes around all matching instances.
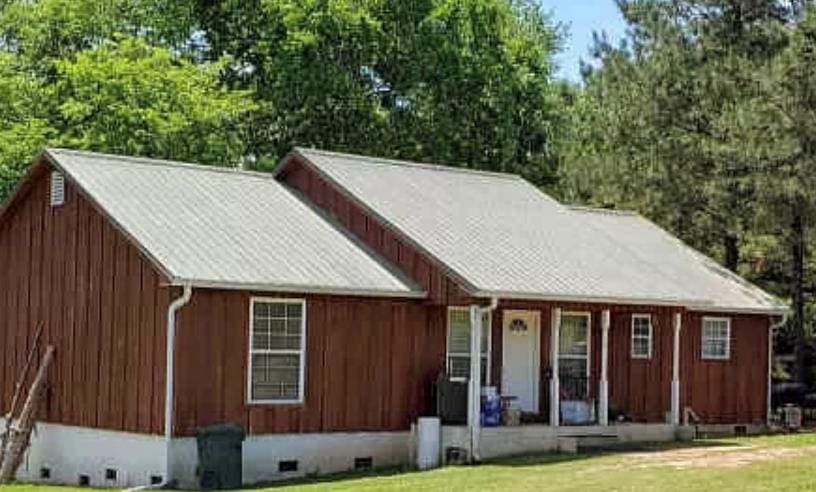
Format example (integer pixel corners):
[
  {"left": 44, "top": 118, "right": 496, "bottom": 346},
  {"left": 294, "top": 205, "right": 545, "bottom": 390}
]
[
  {"left": 446, "top": 307, "right": 491, "bottom": 384},
  {"left": 631, "top": 314, "right": 653, "bottom": 359},
  {"left": 701, "top": 317, "right": 731, "bottom": 360},
  {"left": 249, "top": 298, "right": 306, "bottom": 403},
  {"left": 50, "top": 171, "right": 65, "bottom": 207}
]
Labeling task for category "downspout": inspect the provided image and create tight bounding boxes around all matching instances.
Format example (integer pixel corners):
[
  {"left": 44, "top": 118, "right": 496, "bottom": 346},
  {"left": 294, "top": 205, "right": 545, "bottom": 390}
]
[
  {"left": 468, "top": 297, "right": 498, "bottom": 463},
  {"left": 768, "top": 313, "right": 788, "bottom": 427},
  {"left": 124, "top": 283, "right": 193, "bottom": 492},
  {"left": 163, "top": 283, "right": 193, "bottom": 486}
]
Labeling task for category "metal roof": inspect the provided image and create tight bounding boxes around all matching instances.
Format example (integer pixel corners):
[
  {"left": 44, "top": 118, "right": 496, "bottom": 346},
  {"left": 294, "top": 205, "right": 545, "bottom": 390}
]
[
  {"left": 568, "top": 207, "right": 787, "bottom": 314},
  {"left": 287, "top": 148, "right": 787, "bottom": 314},
  {"left": 44, "top": 148, "right": 423, "bottom": 297}
]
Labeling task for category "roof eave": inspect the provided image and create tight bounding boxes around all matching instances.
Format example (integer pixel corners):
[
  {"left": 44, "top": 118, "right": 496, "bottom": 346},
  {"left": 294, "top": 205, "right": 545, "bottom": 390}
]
[
  {"left": 685, "top": 304, "right": 790, "bottom": 316},
  {"left": 471, "top": 289, "right": 705, "bottom": 308},
  {"left": 473, "top": 289, "right": 789, "bottom": 315},
  {"left": 169, "top": 277, "right": 428, "bottom": 300}
]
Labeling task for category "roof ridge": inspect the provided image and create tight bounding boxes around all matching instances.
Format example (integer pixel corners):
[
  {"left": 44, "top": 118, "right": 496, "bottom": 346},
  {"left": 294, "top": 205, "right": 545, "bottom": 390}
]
[
  {"left": 295, "top": 147, "right": 523, "bottom": 181},
  {"left": 45, "top": 148, "right": 275, "bottom": 180}
]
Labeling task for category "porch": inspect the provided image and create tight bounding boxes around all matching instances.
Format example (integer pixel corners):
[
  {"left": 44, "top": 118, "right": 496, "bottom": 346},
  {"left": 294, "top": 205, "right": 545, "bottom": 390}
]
[{"left": 439, "top": 303, "right": 686, "bottom": 458}]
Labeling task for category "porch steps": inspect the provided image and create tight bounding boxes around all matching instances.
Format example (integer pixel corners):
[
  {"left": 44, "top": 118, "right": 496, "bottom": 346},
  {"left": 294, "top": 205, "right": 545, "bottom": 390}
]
[{"left": 557, "top": 435, "right": 620, "bottom": 454}]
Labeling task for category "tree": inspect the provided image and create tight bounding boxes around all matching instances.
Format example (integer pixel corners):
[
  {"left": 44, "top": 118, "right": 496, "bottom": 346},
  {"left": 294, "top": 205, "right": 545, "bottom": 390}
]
[
  {"left": 559, "top": 0, "right": 809, "bottom": 383},
  {"left": 0, "top": 1, "right": 255, "bottom": 199},
  {"left": 191, "top": 0, "right": 565, "bottom": 185}
]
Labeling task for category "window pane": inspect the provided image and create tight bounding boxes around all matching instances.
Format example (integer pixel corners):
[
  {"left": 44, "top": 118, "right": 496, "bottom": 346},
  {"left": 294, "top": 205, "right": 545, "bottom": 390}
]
[
  {"left": 633, "top": 338, "right": 649, "bottom": 356},
  {"left": 269, "top": 303, "right": 286, "bottom": 318},
  {"left": 286, "top": 302, "right": 303, "bottom": 318},
  {"left": 448, "top": 309, "right": 489, "bottom": 356},
  {"left": 252, "top": 353, "right": 301, "bottom": 401},
  {"left": 449, "top": 355, "right": 470, "bottom": 379},
  {"left": 560, "top": 315, "right": 589, "bottom": 355},
  {"left": 559, "top": 358, "right": 588, "bottom": 399}
]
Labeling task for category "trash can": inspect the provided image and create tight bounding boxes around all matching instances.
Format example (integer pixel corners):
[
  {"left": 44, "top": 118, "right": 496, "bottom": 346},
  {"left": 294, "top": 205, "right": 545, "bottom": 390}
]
[{"left": 197, "top": 423, "right": 245, "bottom": 489}]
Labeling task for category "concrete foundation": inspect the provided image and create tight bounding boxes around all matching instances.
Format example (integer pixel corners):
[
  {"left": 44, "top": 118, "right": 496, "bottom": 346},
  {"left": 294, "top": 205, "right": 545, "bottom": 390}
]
[{"left": 2, "top": 418, "right": 762, "bottom": 488}]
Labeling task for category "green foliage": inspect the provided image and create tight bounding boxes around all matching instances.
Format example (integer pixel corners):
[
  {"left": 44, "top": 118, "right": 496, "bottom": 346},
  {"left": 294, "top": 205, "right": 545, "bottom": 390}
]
[
  {"left": 55, "top": 37, "right": 254, "bottom": 164},
  {"left": 559, "top": 0, "right": 812, "bottom": 382},
  {"left": 0, "top": 0, "right": 254, "bottom": 199},
  {"left": 193, "top": 0, "right": 565, "bottom": 184}
]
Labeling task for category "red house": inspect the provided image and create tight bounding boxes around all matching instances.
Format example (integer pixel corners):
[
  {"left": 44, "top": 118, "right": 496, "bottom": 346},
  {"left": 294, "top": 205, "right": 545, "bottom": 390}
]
[{"left": 0, "top": 148, "right": 786, "bottom": 487}]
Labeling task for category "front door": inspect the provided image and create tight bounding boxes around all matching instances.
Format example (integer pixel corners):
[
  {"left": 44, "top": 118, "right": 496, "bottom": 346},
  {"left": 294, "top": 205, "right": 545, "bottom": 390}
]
[
  {"left": 502, "top": 310, "right": 541, "bottom": 412},
  {"left": 558, "top": 312, "right": 591, "bottom": 401}
]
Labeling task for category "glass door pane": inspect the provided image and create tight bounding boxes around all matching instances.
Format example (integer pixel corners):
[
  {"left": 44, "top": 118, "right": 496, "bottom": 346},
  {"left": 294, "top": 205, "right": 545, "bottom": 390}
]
[{"left": 559, "top": 313, "right": 589, "bottom": 400}]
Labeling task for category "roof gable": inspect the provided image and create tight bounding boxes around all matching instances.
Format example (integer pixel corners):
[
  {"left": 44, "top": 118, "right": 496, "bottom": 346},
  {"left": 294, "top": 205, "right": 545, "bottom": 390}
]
[{"left": 37, "top": 148, "right": 423, "bottom": 298}]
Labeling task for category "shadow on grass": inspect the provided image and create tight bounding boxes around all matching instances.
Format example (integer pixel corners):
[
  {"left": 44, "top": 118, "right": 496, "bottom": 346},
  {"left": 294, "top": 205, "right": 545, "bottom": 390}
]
[{"left": 244, "top": 439, "right": 746, "bottom": 489}]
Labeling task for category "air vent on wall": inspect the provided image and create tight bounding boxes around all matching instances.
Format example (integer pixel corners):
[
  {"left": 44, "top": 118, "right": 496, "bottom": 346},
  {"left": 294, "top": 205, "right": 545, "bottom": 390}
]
[
  {"left": 279, "top": 460, "right": 298, "bottom": 473},
  {"left": 354, "top": 457, "right": 373, "bottom": 471},
  {"left": 50, "top": 171, "right": 65, "bottom": 207}
]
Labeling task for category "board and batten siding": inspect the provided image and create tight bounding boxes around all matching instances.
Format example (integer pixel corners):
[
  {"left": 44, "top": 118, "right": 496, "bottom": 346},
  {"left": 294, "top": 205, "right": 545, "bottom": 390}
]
[
  {"left": 172, "top": 289, "right": 447, "bottom": 437},
  {"left": 277, "top": 156, "right": 472, "bottom": 306},
  {"left": 487, "top": 301, "right": 768, "bottom": 425},
  {"left": 680, "top": 312, "right": 769, "bottom": 425},
  {"left": 0, "top": 162, "right": 171, "bottom": 435}
]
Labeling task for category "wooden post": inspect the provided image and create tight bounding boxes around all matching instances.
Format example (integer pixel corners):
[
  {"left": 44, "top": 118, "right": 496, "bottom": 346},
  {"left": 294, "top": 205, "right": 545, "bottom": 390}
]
[
  {"left": 550, "top": 308, "right": 561, "bottom": 427},
  {"left": 0, "top": 323, "right": 43, "bottom": 469},
  {"left": 599, "top": 310, "right": 610, "bottom": 426},
  {"left": 671, "top": 313, "right": 682, "bottom": 425},
  {"left": 468, "top": 305, "right": 483, "bottom": 462},
  {"left": 0, "top": 345, "right": 55, "bottom": 483}
]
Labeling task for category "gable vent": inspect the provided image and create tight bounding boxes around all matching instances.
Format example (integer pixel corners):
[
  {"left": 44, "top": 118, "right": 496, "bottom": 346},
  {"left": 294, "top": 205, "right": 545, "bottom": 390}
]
[{"left": 50, "top": 171, "right": 65, "bottom": 207}]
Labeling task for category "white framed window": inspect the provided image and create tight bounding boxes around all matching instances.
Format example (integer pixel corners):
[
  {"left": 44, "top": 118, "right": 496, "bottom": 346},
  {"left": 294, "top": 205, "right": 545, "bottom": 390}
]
[
  {"left": 631, "top": 314, "right": 653, "bottom": 359},
  {"left": 446, "top": 307, "right": 491, "bottom": 384},
  {"left": 248, "top": 298, "right": 306, "bottom": 404},
  {"left": 50, "top": 171, "right": 65, "bottom": 207},
  {"left": 701, "top": 317, "right": 731, "bottom": 360}
]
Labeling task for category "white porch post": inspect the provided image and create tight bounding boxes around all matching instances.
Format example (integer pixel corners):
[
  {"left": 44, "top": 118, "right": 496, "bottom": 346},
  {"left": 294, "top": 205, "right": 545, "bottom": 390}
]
[
  {"left": 671, "top": 312, "right": 682, "bottom": 425},
  {"left": 550, "top": 308, "right": 562, "bottom": 427},
  {"left": 599, "top": 310, "right": 610, "bottom": 426},
  {"left": 468, "top": 304, "right": 483, "bottom": 462}
]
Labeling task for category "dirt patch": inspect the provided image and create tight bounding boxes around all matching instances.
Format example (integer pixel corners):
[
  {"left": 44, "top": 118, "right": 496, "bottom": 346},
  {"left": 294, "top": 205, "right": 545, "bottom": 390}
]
[{"left": 620, "top": 444, "right": 816, "bottom": 469}]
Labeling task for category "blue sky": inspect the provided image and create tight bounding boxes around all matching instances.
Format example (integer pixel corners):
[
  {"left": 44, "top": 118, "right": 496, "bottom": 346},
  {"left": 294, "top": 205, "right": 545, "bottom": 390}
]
[{"left": 542, "top": 0, "right": 627, "bottom": 81}]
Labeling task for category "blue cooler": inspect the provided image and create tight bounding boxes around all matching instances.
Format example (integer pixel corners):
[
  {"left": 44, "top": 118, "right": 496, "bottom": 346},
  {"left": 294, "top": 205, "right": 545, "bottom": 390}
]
[{"left": 481, "top": 387, "right": 502, "bottom": 427}]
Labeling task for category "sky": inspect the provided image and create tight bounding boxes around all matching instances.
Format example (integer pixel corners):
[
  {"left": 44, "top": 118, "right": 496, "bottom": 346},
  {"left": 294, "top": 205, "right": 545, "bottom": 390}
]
[{"left": 542, "top": 0, "right": 628, "bottom": 82}]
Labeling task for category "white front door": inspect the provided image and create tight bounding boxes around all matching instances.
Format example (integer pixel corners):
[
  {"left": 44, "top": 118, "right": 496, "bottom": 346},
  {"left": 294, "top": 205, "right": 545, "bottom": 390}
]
[{"left": 502, "top": 310, "right": 541, "bottom": 413}]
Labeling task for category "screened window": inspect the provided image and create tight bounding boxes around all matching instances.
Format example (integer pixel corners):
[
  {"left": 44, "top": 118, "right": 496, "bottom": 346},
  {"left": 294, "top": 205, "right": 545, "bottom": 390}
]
[
  {"left": 446, "top": 307, "right": 491, "bottom": 384},
  {"left": 249, "top": 299, "right": 306, "bottom": 403},
  {"left": 701, "top": 317, "right": 731, "bottom": 360},
  {"left": 631, "top": 314, "right": 653, "bottom": 359}
]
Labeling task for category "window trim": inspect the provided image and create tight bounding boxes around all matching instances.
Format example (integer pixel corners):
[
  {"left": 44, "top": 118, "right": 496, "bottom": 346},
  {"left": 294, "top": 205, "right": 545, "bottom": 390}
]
[
  {"left": 559, "top": 311, "right": 592, "bottom": 379},
  {"left": 446, "top": 306, "right": 491, "bottom": 384},
  {"left": 701, "top": 316, "right": 731, "bottom": 361},
  {"left": 247, "top": 297, "right": 307, "bottom": 405},
  {"left": 630, "top": 314, "right": 653, "bottom": 359}
]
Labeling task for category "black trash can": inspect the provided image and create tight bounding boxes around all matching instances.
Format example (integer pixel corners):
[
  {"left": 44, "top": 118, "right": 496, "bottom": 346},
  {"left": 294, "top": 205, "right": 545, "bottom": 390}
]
[{"left": 197, "top": 423, "right": 245, "bottom": 489}]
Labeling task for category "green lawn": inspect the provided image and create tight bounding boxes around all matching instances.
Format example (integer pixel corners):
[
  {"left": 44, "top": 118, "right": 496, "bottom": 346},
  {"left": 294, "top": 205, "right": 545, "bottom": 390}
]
[{"left": 5, "top": 433, "right": 816, "bottom": 491}]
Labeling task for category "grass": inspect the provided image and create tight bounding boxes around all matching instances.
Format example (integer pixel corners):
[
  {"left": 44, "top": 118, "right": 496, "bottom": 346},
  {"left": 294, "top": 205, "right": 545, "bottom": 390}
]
[{"left": 5, "top": 433, "right": 816, "bottom": 491}]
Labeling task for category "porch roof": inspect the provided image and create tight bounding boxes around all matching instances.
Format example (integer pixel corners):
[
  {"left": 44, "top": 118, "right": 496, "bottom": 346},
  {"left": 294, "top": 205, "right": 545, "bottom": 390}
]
[{"left": 283, "top": 148, "right": 786, "bottom": 314}]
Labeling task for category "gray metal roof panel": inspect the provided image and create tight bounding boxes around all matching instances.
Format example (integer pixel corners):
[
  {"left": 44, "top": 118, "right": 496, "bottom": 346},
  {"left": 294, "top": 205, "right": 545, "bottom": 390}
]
[
  {"left": 569, "top": 207, "right": 787, "bottom": 314},
  {"left": 293, "top": 148, "right": 785, "bottom": 313},
  {"left": 45, "top": 148, "right": 422, "bottom": 297}
]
